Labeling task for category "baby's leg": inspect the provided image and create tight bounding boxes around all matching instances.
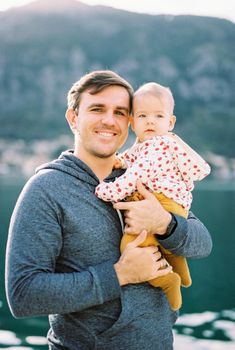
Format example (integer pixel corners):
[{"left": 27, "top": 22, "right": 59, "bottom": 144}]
[
  {"left": 120, "top": 231, "right": 158, "bottom": 252},
  {"left": 149, "top": 271, "right": 182, "bottom": 311},
  {"left": 161, "top": 246, "right": 192, "bottom": 287},
  {"left": 154, "top": 193, "right": 192, "bottom": 287},
  {"left": 120, "top": 232, "right": 182, "bottom": 310},
  {"left": 120, "top": 191, "right": 189, "bottom": 310}
]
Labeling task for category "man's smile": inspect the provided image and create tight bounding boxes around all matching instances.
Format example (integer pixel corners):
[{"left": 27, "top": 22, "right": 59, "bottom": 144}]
[{"left": 95, "top": 130, "right": 118, "bottom": 137}]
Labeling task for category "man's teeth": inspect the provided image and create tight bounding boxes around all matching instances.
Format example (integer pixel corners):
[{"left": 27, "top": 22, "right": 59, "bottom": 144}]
[{"left": 98, "top": 131, "right": 115, "bottom": 137}]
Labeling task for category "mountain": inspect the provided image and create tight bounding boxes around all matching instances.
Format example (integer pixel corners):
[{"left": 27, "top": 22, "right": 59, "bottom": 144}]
[{"left": 0, "top": 0, "right": 234, "bottom": 164}]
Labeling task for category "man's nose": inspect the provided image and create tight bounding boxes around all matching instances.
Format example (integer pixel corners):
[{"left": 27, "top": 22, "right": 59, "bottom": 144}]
[{"left": 101, "top": 112, "right": 115, "bottom": 125}]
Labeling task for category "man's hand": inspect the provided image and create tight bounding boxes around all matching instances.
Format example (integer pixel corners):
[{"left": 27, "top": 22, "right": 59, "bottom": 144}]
[
  {"left": 114, "top": 230, "right": 172, "bottom": 286},
  {"left": 113, "top": 180, "right": 172, "bottom": 235}
]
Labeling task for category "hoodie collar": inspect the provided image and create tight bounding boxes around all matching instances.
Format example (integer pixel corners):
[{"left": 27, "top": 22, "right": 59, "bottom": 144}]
[{"left": 36, "top": 149, "right": 124, "bottom": 186}]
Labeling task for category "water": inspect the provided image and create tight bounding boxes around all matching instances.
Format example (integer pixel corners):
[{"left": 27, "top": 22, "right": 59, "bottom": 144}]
[{"left": 1, "top": 178, "right": 235, "bottom": 349}]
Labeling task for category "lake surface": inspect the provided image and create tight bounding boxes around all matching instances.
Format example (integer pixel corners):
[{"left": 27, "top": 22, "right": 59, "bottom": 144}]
[{"left": 1, "top": 178, "right": 235, "bottom": 349}]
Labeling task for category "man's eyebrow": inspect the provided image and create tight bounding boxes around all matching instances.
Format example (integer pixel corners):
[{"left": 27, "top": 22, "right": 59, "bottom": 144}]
[{"left": 88, "top": 103, "right": 105, "bottom": 108}]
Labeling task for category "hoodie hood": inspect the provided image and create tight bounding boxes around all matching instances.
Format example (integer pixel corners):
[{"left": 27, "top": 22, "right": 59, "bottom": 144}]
[{"left": 35, "top": 150, "right": 123, "bottom": 186}]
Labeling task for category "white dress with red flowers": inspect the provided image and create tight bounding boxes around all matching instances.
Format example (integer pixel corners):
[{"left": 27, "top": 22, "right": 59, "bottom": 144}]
[{"left": 95, "top": 133, "right": 211, "bottom": 210}]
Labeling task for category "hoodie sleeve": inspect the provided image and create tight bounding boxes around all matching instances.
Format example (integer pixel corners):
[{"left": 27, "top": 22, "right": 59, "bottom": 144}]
[
  {"left": 5, "top": 175, "right": 121, "bottom": 318},
  {"left": 158, "top": 211, "right": 213, "bottom": 258}
]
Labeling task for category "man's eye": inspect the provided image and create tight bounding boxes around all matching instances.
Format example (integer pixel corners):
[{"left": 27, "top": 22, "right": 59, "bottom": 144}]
[
  {"left": 115, "top": 110, "right": 127, "bottom": 117},
  {"left": 91, "top": 108, "right": 102, "bottom": 112}
]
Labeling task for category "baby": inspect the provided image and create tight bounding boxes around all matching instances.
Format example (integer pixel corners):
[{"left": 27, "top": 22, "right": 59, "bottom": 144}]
[{"left": 96, "top": 82, "right": 211, "bottom": 310}]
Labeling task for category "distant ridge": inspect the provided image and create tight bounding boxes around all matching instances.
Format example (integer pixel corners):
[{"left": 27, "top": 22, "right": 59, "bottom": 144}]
[
  {"left": 0, "top": 0, "right": 234, "bottom": 159},
  {"left": 4, "top": 0, "right": 91, "bottom": 13},
  {"left": 1, "top": 0, "right": 129, "bottom": 15}
]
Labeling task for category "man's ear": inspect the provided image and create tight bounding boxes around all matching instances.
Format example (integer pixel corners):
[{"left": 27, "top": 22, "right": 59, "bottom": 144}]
[
  {"left": 168, "top": 115, "right": 176, "bottom": 131},
  {"left": 65, "top": 109, "right": 77, "bottom": 133}
]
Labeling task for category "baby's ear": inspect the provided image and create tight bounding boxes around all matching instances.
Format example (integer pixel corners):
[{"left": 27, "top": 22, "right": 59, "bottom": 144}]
[
  {"left": 169, "top": 115, "right": 176, "bottom": 131},
  {"left": 129, "top": 116, "right": 135, "bottom": 131}
]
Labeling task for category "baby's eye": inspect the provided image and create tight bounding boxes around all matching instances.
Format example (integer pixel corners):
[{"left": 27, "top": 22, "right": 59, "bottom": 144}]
[
  {"left": 156, "top": 114, "right": 164, "bottom": 118},
  {"left": 138, "top": 114, "right": 147, "bottom": 118}
]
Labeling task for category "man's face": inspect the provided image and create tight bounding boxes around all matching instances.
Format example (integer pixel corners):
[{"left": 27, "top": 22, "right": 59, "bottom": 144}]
[{"left": 73, "top": 85, "right": 130, "bottom": 160}]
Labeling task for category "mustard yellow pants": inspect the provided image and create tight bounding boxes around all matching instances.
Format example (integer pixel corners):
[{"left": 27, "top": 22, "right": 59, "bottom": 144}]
[{"left": 120, "top": 192, "right": 192, "bottom": 311}]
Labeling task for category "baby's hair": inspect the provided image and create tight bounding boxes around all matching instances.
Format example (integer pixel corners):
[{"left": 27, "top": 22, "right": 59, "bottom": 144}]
[{"left": 134, "top": 82, "right": 175, "bottom": 114}]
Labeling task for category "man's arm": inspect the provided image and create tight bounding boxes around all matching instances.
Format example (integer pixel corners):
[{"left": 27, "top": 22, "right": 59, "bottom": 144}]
[
  {"left": 5, "top": 177, "right": 122, "bottom": 318},
  {"left": 157, "top": 211, "right": 213, "bottom": 258},
  {"left": 114, "top": 181, "right": 212, "bottom": 259},
  {"left": 5, "top": 177, "right": 170, "bottom": 318}
]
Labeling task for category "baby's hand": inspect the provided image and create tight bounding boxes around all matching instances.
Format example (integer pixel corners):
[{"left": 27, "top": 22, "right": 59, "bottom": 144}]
[{"left": 113, "top": 156, "right": 126, "bottom": 169}]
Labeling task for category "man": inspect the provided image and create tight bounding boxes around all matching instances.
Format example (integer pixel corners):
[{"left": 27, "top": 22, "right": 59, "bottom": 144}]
[{"left": 6, "top": 70, "right": 212, "bottom": 349}]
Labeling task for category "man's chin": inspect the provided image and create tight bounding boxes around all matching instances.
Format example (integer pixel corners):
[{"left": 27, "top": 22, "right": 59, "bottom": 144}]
[
  {"left": 96, "top": 152, "right": 116, "bottom": 159},
  {"left": 92, "top": 149, "right": 116, "bottom": 159}
]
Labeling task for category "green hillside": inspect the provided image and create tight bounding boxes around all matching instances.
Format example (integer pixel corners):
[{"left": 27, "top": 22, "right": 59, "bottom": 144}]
[{"left": 0, "top": 0, "right": 235, "bottom": 158}]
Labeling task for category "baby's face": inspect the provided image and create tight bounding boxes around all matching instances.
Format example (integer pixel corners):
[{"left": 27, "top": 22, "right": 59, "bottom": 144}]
[{"left": 131, "top": 94, "right": 176, "bottom": 142}]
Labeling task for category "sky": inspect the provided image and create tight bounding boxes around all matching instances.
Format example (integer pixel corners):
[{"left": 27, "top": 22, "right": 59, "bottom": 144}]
[{"left": 0, "top": 0, "right": 235, "bottom": 23}]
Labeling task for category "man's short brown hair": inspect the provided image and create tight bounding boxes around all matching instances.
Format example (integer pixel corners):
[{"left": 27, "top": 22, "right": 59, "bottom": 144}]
[{"left": 67, "top": 70, "right": 134, "bottom": 112}]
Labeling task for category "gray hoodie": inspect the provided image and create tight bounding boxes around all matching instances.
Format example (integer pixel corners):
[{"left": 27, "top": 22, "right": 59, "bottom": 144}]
[{"left": 5, "top": 151, "right": 212, "bottom": 349}]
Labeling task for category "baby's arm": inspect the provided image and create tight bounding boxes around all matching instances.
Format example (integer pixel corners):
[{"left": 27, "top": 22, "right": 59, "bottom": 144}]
[
  {"left": 96, "top": 153, "right": 155, "bottom": 202},
  {"left": 113, "top": 144, "right": 139, "bottom": 169},
  {"left": 117, "top": 145, "right": 139, "bottom": 167},
  {"left": 113, "top": 156, "right": 126, "bottom": 169}
]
